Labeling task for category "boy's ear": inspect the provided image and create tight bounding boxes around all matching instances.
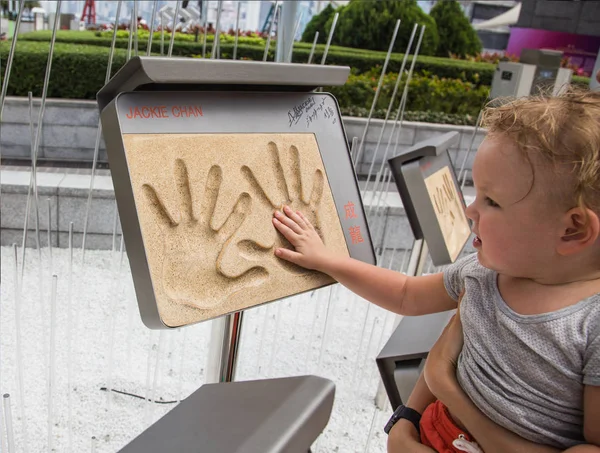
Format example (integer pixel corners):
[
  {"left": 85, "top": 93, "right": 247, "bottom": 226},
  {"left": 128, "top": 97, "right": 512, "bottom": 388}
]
[{"left": 557, "top": 207, "right": 600, "bottom": 256}]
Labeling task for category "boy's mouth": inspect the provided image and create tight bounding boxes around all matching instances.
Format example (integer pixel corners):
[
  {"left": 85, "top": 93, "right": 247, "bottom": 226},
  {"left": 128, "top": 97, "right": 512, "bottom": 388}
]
[{"left": 473, "top": 235, "right": 482, "bottom": 248}]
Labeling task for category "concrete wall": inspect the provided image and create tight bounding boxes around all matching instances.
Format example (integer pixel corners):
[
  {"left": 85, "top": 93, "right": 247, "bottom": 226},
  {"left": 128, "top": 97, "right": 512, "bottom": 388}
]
[
  {"left": 0, "top": 96, "right": 485, "bottom": 180},
  {"left": 516, "top": 0, "right": 600, "bottom": 36}
]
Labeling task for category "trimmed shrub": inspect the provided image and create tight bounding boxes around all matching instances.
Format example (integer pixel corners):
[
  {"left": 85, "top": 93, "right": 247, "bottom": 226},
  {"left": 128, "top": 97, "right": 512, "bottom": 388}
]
[
  {"left": 329, "top": 70, "right": 489, "bottom": 118},
  {"left": 18, "top": 30, "right": 496, "bottom": 85},
  {"left": 430, "top": 0, "right": 482, "bottom": 58},
  {"left": 301, "top": 3, "right": 337, "bottom": 44},
  {"left": 331, "top": 0, "right": 439, "bottom": 56},
  {"left": 0, "top": 41, "right": 129, "bottom": 100}
]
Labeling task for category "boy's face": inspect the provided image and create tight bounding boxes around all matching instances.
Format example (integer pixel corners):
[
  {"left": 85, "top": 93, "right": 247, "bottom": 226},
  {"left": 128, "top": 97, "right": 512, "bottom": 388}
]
[{"left": 465, "top": 134, "right": 564, "bottom": 278}]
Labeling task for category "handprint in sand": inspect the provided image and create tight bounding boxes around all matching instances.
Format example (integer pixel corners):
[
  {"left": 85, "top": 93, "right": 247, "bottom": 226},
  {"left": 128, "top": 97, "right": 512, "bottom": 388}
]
[
  {"left": 236, "top": 142, "right": 325, "bottom": 275},
  {"left": 142, "top": 159, "right": 268, "bottom": 310}
]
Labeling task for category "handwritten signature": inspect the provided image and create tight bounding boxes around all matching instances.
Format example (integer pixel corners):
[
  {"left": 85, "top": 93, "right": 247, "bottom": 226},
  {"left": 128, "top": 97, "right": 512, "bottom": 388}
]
[
  {"left": 305, "top": 98, "right": 337, "bottom": 128},
  {"left": 288, "top": 97, "right": 316, "bottom": 127}
]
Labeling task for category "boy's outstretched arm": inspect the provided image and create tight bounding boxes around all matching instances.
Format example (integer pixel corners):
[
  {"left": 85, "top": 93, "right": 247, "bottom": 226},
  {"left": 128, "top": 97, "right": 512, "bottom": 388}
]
[{"left": 272, "top": 206, "right": 457, "bottom": 316}]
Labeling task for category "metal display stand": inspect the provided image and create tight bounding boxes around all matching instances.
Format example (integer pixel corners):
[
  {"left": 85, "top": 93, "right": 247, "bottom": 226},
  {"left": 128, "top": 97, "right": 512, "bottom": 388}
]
[
  {"left": 97, "top": 57, "right": 376, "bottom": 383},
  {"left": 118, "top": 375, "right": 335, "bottom": 453},
  {"left": 375, "top": 132, "right": 470, "bottom": 408},
  {"left": 387, "top": 131, "right": 470, "bottom": 267}
]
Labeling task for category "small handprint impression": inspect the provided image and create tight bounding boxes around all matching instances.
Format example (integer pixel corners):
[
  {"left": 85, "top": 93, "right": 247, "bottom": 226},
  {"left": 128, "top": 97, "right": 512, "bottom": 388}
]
[
  {"left": 142, "top": 159, "right": 268, "bottom": 311},
  {"left": 237, "top": 142, "right": 325, "bottom": 274}
]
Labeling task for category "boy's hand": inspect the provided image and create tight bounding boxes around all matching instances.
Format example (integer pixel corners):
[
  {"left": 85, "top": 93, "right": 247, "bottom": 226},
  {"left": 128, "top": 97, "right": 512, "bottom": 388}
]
[{"left": 272, "top": 205, "right": 334, "bottom": 272}]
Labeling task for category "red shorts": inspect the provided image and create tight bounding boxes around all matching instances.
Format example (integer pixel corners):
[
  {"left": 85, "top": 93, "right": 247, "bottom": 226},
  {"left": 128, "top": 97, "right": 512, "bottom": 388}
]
[{"left": 420, "top": 400, "right": 483, "bottom": 453}]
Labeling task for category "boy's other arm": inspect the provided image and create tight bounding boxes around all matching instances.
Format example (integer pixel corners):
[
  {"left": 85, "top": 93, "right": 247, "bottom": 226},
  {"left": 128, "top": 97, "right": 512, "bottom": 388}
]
[
  {"left": 273, "top": 206, "right": 457, "bottom": 316},
  {"left": 388, "top": 366, "right": 437, "bottom": 452},
  {"left": 425, "top": 313, "right": 600, "bottom": 453}
]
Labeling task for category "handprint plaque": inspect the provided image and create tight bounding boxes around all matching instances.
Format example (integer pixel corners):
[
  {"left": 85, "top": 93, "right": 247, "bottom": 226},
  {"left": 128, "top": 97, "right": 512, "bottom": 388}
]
[
  {"left": 424, "top": 166, "right": 470, "bottom": 261},
  {"left": 123, "top": 133, "right": 349, "bottom": 327}
]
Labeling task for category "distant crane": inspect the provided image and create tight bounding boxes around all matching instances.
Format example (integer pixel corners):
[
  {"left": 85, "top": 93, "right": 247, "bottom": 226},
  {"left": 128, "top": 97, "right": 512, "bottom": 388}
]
[{"left": 81, "top": 0, "right": 96, "bottom": 25}]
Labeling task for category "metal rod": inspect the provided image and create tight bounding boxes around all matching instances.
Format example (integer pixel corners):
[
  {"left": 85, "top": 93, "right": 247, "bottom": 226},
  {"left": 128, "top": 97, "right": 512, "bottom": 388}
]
[
  {"left": 28, "top": 92, "right": 42, "bottom": 264},
  {"left": 46, "top": 198, "right": 53, "bottom": 269},
  {"left": 353, "top": 19, "right": 401, "bottom": 168},
  {"left": 287, "top": 11, "right": 303, "bottom": 63},
  {"left": 349, "top": 136, "right": 359, "bottom": 163},
  {"left": 48, "top": 275, "right": 58, "bottom": 453},
  {"left": 11, "top": 245, "right": 28, "bottom": 452},
  {"left": 147, "top": 0, "right": 158, "bottom": 56},
  {"left": 90, "top": 436, "right": 97, "bottom": 453},
  {"left": 3, "top": 394, "right": 15, "bottom": 453},
  {"left": 316, "top": 286, "right": 335, "bottom": 371},
  {"left": 176, "top": 329, "right": 188, "bottom": 402},
  {"left": 106, "top": 235, "right": 125, "bottom": 411},
  {"left": 233, "top": 1, "right": 241, "bottom": 60},
  {"left": 458, "top": 109, "right": 483, "bottom": 186},
  {"left": 267, "top": 303, "right": 284, "bottom": 376},
  {"left": 161, "top": 11, "right": 165, "bottom": 55},
  {"left": 211, "top": 0, "right": 223, "bottom": 59},
  {"left": 201, "top": 7, "right": 208, "bottom": 58},
  {"left": 30, "top": 0, "right": 61, "bottom": 209},
  {"left": 66, "top": 222, "right": 74, "bottom": 452},
  {"left": 307, "top": 31, "right": 319, "bottom": 64},
  {"left": 81, "top": 3, "right": 122, "bottom": 258},
  {"left": 367, "top": 25, "right": 425, "bottom": 215},
  {"left": 320, "top": 12, "right": 339, "bottom": 65},
  {"left": 357, "top": 316, "right": 380, "bottom": 391},
  {"left": 133, "top": 0, "right": 138, "bottom": 56},
  {"left": 0, "top": 0, "right": 24, "bottom": 119},
  {"left": 127, "top": 8, "right": 134, "bottom": 60},
  {"left": 263, "top": 1, "right": 278, "bottom": 62},
  {"left": 148, "top": 331, "right": 166, "bottom": 422},
  {"left": 362, "top": 23, "right": 417, "bottom": 197},
  {"left": 168, "top": 0, "right": 181, "bottom": 57}
]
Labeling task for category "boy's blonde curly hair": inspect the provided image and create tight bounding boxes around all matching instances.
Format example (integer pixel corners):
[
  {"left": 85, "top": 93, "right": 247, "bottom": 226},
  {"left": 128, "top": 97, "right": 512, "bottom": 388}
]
[{"left": 481, "top": 87, "right": 600, "bottom": 215}]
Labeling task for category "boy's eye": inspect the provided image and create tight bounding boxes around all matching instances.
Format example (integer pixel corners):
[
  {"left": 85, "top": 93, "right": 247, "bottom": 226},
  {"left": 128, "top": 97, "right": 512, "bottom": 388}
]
[{"left": 485, "top": 197, "right": 500, "bottom": 208}]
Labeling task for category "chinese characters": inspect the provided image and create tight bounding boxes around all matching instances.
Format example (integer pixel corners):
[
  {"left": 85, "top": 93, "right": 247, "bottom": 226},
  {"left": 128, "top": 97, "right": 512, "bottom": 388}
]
[{"left": 344, "top": 201, "right": 363, "bottom": 244}]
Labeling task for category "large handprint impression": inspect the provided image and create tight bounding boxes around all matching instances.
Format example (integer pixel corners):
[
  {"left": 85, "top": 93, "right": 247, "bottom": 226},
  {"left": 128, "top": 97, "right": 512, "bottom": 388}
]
[
  {"left": 142, "top": 159, "right": 268, "bottom": 310},
  {"left": 237, "top": 142, "right": 325, "bottom": 275}
]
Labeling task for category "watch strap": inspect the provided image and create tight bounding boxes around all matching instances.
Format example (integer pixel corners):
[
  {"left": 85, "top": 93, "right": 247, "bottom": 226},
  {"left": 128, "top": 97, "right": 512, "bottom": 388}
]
[{"left": 384, "top": 404, "right": 422, "bottom": 435}]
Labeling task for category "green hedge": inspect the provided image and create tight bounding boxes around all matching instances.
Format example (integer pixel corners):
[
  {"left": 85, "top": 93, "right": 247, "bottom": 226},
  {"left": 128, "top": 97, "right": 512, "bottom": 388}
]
[
  {"left": 330, "top": 70, "right": 489, "bottom": 118},
  {"left": 19, "top": 30, "right": 496, "bottom": 85},
  {"left": 0, "top": 40, "right": 487, "bottom": 129}
]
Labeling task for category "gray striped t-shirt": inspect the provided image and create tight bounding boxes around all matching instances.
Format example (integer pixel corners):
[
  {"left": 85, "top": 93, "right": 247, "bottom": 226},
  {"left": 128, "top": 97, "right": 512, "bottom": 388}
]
[{"left": 444, "top": 254, "right": 600, "bottom": 449}]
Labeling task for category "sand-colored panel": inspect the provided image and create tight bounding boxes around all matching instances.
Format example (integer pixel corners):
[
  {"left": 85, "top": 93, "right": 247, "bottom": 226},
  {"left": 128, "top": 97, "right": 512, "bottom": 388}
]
[
  {"left": 123, "top": 133, "right": 349, "bottom": 327},
  {"left": 424, "top": 166, "right": 470, "bottom": 261}
]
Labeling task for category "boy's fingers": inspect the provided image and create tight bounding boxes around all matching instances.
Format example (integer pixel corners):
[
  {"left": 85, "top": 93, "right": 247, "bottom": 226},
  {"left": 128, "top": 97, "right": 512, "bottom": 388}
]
[
  {"left": 282, "top": 205, "right": 306, "bottom": 230},
  {"left": 274, "top": 209, "right": 303, "bottom": 235},
  {"left": 274, "top": 247, "right": 304, "bottom": 265},
  {"left": 273, "top": 217, "right": 300, "bottom": 243}
]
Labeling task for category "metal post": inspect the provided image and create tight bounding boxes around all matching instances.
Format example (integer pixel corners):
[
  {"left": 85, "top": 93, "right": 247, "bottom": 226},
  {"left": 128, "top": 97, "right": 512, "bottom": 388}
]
[
  {"left": 233, "top": 1, "right": 241, "bottom": 60},
  {"left": 277, "top": 0, "right": 298, "bottom": 62},
  {"left": 211, "top": 0, "right": 223, "bottom": 59},
  {"left": 263, "top": 1, "right": 278, "bottom": 62}
]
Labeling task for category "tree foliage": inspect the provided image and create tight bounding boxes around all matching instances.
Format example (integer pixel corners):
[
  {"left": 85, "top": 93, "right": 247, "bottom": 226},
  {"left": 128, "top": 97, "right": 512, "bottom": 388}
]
[
  {"left": 326, "top": 0, "right": 439, "bottom": 56},
  {"left": 300, "top": 3, "right": 337, "bottom": 44},
  {"left": 430, "top": 0, "right": 482, "bottom": 58}
]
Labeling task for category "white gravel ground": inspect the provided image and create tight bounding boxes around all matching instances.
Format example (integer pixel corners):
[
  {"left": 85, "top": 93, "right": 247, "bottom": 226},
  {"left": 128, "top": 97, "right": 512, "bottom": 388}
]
[{"left": 1, "top": 244, "right": 402, "bottom": 453}]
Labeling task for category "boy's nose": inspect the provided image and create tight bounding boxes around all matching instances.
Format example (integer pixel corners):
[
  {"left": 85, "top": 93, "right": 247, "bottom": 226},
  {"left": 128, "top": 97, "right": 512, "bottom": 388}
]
[{"left": 465, "top": 202, "right": 477, "bottom": 221}]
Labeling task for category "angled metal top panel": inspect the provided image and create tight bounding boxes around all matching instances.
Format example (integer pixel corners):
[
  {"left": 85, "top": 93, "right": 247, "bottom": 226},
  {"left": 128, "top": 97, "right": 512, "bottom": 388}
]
[
  {"left": 388, "top": 131, "right": 460, "bottom": 167},
  {"left": 97, "top": 56, "right": 351, "bottom": 112},
  {"left": 118, "top": 375, "right": 335, "bottom": 453}
]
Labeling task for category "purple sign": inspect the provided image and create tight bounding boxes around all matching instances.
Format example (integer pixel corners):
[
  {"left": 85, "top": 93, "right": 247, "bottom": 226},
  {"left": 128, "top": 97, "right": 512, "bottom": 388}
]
[{"left": 507, "top": 28, "right": 600, "bottom": 76}]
